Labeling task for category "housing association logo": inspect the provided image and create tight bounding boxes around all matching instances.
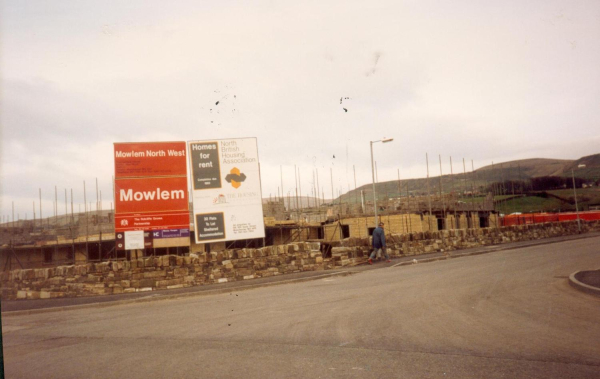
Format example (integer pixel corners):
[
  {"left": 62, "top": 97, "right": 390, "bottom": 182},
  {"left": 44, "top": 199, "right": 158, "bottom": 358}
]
[
  {"left": 213, "top": 194, "right": 227, "bottom": 204},
  {"left": 224, "top": 167, "right": 247, "bottom": 189}
]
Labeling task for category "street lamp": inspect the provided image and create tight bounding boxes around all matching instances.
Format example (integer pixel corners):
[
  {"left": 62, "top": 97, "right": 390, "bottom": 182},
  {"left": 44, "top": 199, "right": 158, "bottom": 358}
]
[
  {"left": 572, "top": 164, "right": 586, "bottom": 233},
  {"left": 370, "top": 137, "right": 394, "bottom": 227}
]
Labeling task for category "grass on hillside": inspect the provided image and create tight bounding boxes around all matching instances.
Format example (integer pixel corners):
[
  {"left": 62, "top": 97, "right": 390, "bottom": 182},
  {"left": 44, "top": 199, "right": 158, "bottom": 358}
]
[
  {"left": 494, "top": 188, "right": 600, "bottom": 214},
  {"left": 495, "top": 196, "right": 566, "bottom": 214},
  {"left": 546, "top": 188, "right": 600, "bottom": 205}
]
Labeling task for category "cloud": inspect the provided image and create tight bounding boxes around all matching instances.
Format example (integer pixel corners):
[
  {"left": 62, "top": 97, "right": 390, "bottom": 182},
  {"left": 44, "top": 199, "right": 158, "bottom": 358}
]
[{"left": 1, "top": 0, "right": 600, "bottom": 218}]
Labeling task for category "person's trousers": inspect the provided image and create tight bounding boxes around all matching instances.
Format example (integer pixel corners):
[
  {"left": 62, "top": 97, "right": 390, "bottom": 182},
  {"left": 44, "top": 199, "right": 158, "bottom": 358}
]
[{"left": 369, "top": 248, "right": 389, "bottom": 260}]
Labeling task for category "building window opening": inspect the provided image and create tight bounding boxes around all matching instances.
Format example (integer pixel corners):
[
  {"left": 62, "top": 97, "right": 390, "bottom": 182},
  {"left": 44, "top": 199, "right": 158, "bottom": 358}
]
[
  {"left": 88, "top": 243, "right": 101, "bottom": 261},
  {"left": 437, "top": 218, "right": 445, "bottom": 230},
  {"left": 44, "top": 248, "right": 53, "bottom": 263},
  {"left": 480, "top": 216, "right": 489, "bottom": 228},
  {"left": 341, "top": 225, "right": 350, "bottom": 239}
]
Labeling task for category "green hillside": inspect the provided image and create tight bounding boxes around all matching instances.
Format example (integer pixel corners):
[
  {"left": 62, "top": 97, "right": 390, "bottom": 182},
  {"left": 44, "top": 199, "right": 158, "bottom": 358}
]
[
  {"left": 495, "top": 187, "right": 600, "bottom": 214},
  {"left": 336, "top": 154, "right": 600, "bottom": 206}
]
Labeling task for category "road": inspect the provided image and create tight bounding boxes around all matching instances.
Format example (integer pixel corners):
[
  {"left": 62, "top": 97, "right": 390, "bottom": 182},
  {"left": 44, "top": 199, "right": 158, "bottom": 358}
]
[{"left": 2, "top": 236, "right": 600, "bottom": 378}]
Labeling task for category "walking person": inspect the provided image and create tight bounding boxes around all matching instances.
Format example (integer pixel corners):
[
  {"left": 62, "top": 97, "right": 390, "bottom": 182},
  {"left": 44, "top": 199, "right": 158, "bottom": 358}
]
[{"left": 369, "top": 222, "right": 390, "bottom": 264}]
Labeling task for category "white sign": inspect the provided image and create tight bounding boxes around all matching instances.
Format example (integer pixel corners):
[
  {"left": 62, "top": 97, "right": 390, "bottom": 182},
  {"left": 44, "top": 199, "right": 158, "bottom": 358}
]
[
  {"left": 189, "top": 138, "right": 265, "bottom": 243},
  {"left": 124, "top": 230, "right": 145, "bottom": 250}
]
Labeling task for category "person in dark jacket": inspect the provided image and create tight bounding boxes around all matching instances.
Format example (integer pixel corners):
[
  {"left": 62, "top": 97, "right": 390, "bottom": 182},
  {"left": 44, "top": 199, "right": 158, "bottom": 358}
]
[{"left": 369, "top": 222, "right": 390, "bottom": 264}]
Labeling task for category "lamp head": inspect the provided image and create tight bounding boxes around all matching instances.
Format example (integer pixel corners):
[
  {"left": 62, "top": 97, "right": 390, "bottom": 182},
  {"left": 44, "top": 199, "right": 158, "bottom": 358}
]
[{"left": 382, "top": 138, "right": 394, "bottom": 143}]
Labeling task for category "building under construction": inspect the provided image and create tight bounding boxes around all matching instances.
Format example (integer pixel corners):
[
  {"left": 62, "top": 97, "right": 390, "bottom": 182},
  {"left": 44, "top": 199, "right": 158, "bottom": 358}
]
[{"left": 0, "top": 193, "right": 497, "bottom": 270}]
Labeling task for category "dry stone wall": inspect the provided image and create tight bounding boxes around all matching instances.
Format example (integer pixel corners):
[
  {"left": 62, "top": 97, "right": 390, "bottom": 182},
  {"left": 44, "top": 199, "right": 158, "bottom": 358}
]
[
  {"left": 0, "top": 242, "right": 327, "bottom": 301},
  {"left": 333, "top": 220, "right": 600, "bottom": 260},
  {"left": 2, "top": 221, "right": 599, "bottom": 301}
]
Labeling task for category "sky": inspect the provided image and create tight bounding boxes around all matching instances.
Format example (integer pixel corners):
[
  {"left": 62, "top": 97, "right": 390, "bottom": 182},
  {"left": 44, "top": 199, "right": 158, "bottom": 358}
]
[{"left": 1, "top": 0, "right": 600, "bottom": 222}]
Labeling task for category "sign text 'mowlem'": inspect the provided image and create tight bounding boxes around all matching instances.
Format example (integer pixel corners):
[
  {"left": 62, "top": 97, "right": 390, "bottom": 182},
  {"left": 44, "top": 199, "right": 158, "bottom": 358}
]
[{"left": 119, "top": 188, "right": 185, "bottom": 202}]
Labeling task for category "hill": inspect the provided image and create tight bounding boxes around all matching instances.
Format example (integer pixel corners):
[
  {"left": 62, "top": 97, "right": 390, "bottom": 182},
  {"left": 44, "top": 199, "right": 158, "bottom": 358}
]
[
  {"left": 336, "top": 153, "right": 600, "bottom": 204},
  {"left": 476, "top": 158, "right": 572, "bottom": 178},
  {"left": 263, "top": 196, "right": 329, "bottom": 210},
  {"left": 564, "top": 154, "right": 600, "bottom": 180}
]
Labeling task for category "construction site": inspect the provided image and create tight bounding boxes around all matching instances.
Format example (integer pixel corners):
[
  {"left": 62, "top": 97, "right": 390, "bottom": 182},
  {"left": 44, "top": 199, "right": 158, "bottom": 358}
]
[{"left": 0, "top": 188, "right": 497, "bottom": 271}]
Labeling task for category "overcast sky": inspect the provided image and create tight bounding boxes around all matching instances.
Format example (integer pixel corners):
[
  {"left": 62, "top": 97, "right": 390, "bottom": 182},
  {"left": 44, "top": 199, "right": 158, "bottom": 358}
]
[{"left": 1, "top": 0, "right": 599, "bottom": 221}]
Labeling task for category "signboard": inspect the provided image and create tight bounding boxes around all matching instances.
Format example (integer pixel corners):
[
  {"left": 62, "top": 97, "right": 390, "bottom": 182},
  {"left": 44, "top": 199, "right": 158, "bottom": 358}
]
[
  {"left": 114, "top": 142, "right": 190, "bottom": 250},
  {"left": 116, "top": 231, "right": 153, "bottom": 250},
  {"left": 124, "top": 230, "right": 144, "bottom": 250},
  {"left": 189, "top": 138, "right": 265, "bottom": 243},
  {"left": 152, "top": 229, "right": 191, "bottom": 239},
  {"left": 114, "top": 211, "right": 190, "bottom": 231},
  {"left": 114, "top": 141, "right": 187, "bottom": 178}
]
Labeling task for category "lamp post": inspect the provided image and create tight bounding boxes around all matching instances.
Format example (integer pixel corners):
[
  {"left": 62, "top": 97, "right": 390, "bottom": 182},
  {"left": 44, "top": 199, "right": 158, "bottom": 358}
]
[
  {"left": 370, "top": 138, "right": 394, "bottom": 226},
  {"left": 572, "top": 164, "right": 586, "bottom": 233}
]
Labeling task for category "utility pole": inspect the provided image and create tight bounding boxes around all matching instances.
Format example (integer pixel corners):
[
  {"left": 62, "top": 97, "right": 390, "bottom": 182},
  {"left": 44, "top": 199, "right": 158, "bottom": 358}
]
[
  {"left": 462, "top": 158, "right": 468, "bottom": 194},
  {"left": 84, "top": 180, "right": 89, "bottom": 261},
  {"left": 312, "top": 170, "right": 317, "bottom": 209},
  {"left": 71, "top": 188, "right": 74, "bottom": 225},
  {"left": 463, "top": 158, "right": 472, "bottom": 218},
  {"left": 397, "top": 169, "right": 401, "bottom": 209},
  {"left": 55, "top": 185, "right": 58, "bottom": 226},
  {"left": 39, "top": 188, "right": 42, "bottom": 229},
  {"left": 330, "top": 168, "right": 334, "bottom": 204},
  {"left": 472, "top": 160, "right": 478, "bottom": 209},
  {"left": 450, "top": 157, "right": 457, "bottom": 229},
  {"left": 439, "top": 155, "right": 446, "bottom": 226},
  {"left": 572, "top": 169, "right": 581, "bottom": 233},
  {"left": 294, "top": 164, "right": 299, "bottom": 217},
  {"left": 316, "top": 168, "right": 321, "bottom": 207},
  {"left": 298, "top": 168, "right": 302, "bottom": 211},
  {"left": 354, "top": 165, "right": 358, "bottom": 211},
  {"left": 469, "top": 159, "right": 476, "bottom": 212},
  {"left": 426, "top": 153, "right": 432, "bottom": 218}
]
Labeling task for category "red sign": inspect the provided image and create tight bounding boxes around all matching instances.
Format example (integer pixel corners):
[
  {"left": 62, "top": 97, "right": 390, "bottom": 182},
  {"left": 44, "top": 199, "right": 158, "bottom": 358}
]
[
  {"left": 114, "top": 141, "right": 190, "bottom": 249},
  {"left": 115, "top": 211, "right": 190, "bottom": 232},
  {"left": 114, "top": 176, "right": 188, "bottom": 214},
  {"left": 114, "top": 142, "right": 187, "bottom": 178}
]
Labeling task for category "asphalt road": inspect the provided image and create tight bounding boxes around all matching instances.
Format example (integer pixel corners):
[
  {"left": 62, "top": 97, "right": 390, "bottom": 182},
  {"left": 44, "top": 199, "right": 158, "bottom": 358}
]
[{"left": 2, "top": 236, "right": 600, "bottom": 378}]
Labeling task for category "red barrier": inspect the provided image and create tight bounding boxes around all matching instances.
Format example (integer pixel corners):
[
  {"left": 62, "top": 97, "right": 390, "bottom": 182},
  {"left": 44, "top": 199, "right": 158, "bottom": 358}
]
[
  {"left": 502, "top": 211, "right": 600, "bottom": 226},
  {"left": 557, "top": 212, "right": 600, "bottom": 222}
]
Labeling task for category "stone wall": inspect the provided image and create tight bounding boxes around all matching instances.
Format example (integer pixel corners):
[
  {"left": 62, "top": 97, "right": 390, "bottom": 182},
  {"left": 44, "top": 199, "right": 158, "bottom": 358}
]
[
  {"left": 330, "top": 220, "right": 600, "bottom": 261},
  {"left": 2, "top": 221, "right": 599, "bottom": 301},
  {"left": 0, "top": 242, "right": 326, "bottom": 300}
]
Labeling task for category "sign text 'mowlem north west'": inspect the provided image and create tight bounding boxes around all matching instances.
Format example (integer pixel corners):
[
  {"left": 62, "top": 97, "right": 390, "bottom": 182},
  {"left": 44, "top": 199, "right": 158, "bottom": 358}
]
[
  {"left": 114, "top": 142, "right": 188, "bottom": 178},
  {"left": 115, "top": 149, "right": 186, "bottom": 158}
]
